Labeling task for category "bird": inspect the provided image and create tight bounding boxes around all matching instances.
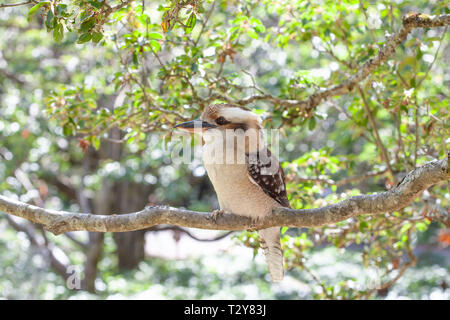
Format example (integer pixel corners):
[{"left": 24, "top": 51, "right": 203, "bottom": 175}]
[{"left": 174, "top": 103, "right": 290, "bottom": 282}]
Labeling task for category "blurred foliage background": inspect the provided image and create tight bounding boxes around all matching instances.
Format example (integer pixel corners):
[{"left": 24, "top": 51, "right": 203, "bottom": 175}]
[{"left": 0, "top": 0, "right": 449, "bottom": 299}]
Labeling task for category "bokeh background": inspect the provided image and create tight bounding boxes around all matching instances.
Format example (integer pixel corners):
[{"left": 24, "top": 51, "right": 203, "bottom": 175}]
[{"left": 0, "top": 0, "right": 449, "bottom": 299}]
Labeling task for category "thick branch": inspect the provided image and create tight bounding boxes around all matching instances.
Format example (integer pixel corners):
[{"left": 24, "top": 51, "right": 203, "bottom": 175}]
[
  {"left": 102, "top": 0, "right": 134, "bottom": 18},
  {"left": 0, "top": 157, "right": 447, "bottom": 235}
]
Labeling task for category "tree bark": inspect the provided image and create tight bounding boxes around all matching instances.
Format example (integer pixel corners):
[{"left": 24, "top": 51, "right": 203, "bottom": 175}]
[
  {"left": 81, "top": 232, "right": 104, "bottom": 292},
  {"left": 0, "top": 156, "right": 447, "bottom": 234},
  {"left": 111, "top": 181, "right": 150, "bottom": 271}
]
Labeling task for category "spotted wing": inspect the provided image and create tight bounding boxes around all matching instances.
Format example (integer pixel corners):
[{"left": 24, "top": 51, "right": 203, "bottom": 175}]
[{"left": 246, "top": 149, "right": 290, "bottom": 208}]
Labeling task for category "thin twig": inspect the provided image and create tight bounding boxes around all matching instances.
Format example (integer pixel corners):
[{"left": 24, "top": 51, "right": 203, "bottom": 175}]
[
  {"left": 0, "top": 0, "right": 36, "bottom": 8},
  {"left": 194, "top": 0, "right": 216, "bottom": 46},
  {"left": 416, "top": 26, "right": 448, "bottom": 88},
  {"left": 358, "top": 86, "right": 396, "bottom": 184},
  {"left": 149, "top": 225, "right": 234, "bottom": 242},
  {"left": 199, "top": 14, "right": 450, "bottom": 121}
]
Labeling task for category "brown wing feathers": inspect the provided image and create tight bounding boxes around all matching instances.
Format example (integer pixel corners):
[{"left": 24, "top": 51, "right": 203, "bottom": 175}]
[{"left": 246, "top": 149, "right": 290, "bottom": 208}]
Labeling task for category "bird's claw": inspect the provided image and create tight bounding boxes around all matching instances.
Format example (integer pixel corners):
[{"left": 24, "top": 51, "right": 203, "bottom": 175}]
[
  {"left": 248, "top": 217, "right": 261, "bottom": 231},
  {"left": 210, "top": 209, "right": 225, "bottom": 222}
]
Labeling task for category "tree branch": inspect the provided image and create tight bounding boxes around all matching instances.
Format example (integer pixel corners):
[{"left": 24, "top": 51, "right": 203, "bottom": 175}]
[
  {"left": 0, "top": 67, "right": 28, "bottom": 86},
  {"left": 149, "top": 225, "right": 234, "bottom": 242},
  {"left": 358, "top": 86, "right": 396, "bottom": 182},
  {"left": 102, "top": 0, "right": 135, "bottom": 18},
  {"left": 0, "top": 0, "right": 36, "bottom": 8},
  {"left": 0, "top": 156, "right": 447, "bottom": 235},
  {"left": 4, "top": 215, "right": 71, "bottom": 281},
  {"left": 206, "top": 13, "right": 450, "bottom": 117}
]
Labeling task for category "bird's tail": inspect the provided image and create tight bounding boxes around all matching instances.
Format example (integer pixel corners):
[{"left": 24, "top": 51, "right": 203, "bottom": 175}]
[{"left": 258, "top": 227, "right": 284, "bottom": 282}]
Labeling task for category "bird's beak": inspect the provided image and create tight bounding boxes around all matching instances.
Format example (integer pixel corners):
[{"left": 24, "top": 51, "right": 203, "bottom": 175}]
[{"left": 173, "top": 119, "right": 217, "bottom": 133}]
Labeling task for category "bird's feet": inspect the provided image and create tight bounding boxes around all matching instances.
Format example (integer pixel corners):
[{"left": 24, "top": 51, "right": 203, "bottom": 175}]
[
  {"left": 248, "top": 217, "right": 261, "bottom": 231},
  {"left": 210, "top": 209, "right": 226, "bottom": 223}
]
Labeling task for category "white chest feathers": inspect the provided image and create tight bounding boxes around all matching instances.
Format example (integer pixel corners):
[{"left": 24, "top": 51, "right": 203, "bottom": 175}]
[{"left": 201, "top": 135, "right": 279, "bottom": 218}]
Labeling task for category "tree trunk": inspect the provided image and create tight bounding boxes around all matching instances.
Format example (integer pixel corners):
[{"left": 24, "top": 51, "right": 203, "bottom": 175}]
[{"left": 112, "top": 181, "right": 151, "bottom": 271}]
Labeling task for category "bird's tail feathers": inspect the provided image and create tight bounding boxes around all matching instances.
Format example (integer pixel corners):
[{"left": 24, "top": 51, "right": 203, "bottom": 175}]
[{"left": 259, "top": 227, "right": 284, "bottom": 282}]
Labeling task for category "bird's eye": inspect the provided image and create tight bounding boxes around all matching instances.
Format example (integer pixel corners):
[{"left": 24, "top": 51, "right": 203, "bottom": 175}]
[{"left": 216, "top": 117, "right": 229, "bottom": 125}]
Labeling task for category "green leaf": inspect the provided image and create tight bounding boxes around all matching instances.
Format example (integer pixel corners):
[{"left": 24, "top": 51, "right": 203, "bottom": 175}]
[
  {"left": 88, "top": 0, "right": 103, "bottom": 9},
  {"left": 148, "top": 32, "right": 163, "bottom": 40},
  {"left": 80, "top": 17, "right": 96, "bottom": 33},
  {"left": 401, "top": 234, "right": 409, "bottom": 243},
  {"left": 250, "top": 18, "right": 265, "bottom": 33},
  {"left": 91, "top": 32, "right": 103, "bottom": 43},
  {"left": 185, "top": 13, "right": 197, "bottom": 34},
  {"left": 64, "top": 89, "right": 77, "bottom": 95},
  {"left": 92, "top": 136, "right": 101, "bottom": 150},
  {"left": 56, "top": 3, "right": 68, "bottom": 16},
  {"left": 63, "top": 124, "right": 73, "bottom": 136},
  {"left": 400, "top": 222, "right": 412, "bottom": 233},
  {"left": 150, "top": 40, "right": 161, "bottom": 52},
  {"left": 308, "top": 117, "right": 316, "bottom": 130},
  {"left": 132, "top": 51, "right": 139, "bottom": 65},
  {"left": 45, "top": 10, "right": 55, "bottom": 30},
  {"left": 359, "top": 221, "right": 368, "bottom": 232},
  {"left": 400, "top": 105, "right": 409, "bottom": 114},
  {"left": 27, "top": 1, "right": 50, "bottom": 21},
  {"left": 53, "top": 23, "right": 64, "bottom": 42},
  {"left": 247, "top": 29, "right": 258, "bottom": 39},
  {"left": 233, "top": 16, "right": 248, "bottom": 24},
  {"left": 77, "top": 33, "right": 92, "bottom": 44},
  {"left": 415, "top": 222, "right": 427, "bottom": 232}
]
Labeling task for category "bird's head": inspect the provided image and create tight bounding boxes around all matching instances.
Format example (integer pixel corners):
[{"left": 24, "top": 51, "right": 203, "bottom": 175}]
[{"left": 174, "top": 104, "right": 263, "bottom": 134}]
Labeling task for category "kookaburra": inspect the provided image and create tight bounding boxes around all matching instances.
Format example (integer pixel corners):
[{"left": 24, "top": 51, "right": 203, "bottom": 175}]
[{"left": 175, "top": 104, "right": 289, "bottom": 282}]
